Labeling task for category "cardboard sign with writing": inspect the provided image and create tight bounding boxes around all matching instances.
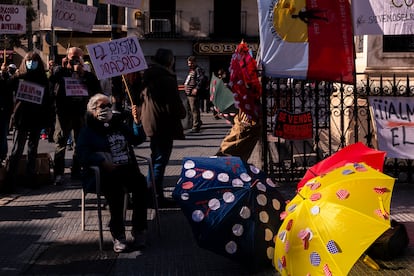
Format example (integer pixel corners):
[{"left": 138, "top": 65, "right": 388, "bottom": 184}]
[
  {"left": 64, "top": 77, "right": 89, "bottom": 96},
  {"left": 368, "top": 96, "right": 414, "bottom": 159},
  {"left": 274, "top": 110, "right": 313, "bottom": 140},
  {"left": 86, "top": 36, "right": 148, "bottom": 80},
  {"left": 0, "top": 5, "right": 26, "bottom": 34},
  {"left": 16, "top": 80, "right": 45, "bottom": 104},
  {"left": 52, "top": 0, "right": 97, "bottom": 33}
]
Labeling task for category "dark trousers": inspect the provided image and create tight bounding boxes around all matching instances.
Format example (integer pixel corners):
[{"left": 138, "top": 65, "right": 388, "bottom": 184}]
[
  {"left": 0, "top": 113, "right": 11, "bottom": 162},
  {"left": 53, "top": 113, "right": 84, "bottom": 176},
  {"left": 101, "top": 164, "right": 148, "bottom": 239},
  {"left": 7, "top": 126, "right": 42, "bottom": 184},
  {"left": 187, "top": 95, "right": 202, "bottom": 129}
]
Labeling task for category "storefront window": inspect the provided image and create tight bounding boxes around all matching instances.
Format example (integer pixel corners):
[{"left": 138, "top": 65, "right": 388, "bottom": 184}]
[
  {"left": 92, "top": 0, "right": 125, "bottom": 26},
  {"left": 383, "top": 35, "right": 414, "bottom": 52}
]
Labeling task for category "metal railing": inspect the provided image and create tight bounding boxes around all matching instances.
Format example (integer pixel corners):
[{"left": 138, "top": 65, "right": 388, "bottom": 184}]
[{"left": 263, "top": 75, "right": 414, "bottom": 184}]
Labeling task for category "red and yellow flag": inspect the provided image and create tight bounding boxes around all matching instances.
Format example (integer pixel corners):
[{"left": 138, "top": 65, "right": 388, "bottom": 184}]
[{"left": 258, "top": 0, "right": 355, "bottom": 84}]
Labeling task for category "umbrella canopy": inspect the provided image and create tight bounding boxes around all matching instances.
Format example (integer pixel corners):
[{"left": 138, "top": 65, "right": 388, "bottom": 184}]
[
  {"left": 173, "top": 156, "right": 286, "bottom": 269},
  {"left": 297, "top": 142, "right": 387, "bottom": 191},
  {"left": 275, "top": 162, "right": 395, "bottom": 276}
]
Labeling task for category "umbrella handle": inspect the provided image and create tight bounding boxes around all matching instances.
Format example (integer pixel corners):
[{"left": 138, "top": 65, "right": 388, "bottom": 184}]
[{"left": 378, "top": 196, "right": 389, "bottom": 219}]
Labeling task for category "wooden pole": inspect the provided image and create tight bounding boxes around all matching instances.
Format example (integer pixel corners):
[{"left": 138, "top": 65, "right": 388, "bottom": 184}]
[{"left": 121, "top": 75, "right": 134, "bottom": 105}]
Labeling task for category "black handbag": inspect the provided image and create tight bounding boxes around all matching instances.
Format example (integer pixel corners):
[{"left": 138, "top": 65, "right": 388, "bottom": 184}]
[{"left": 366, "top": 220, "right": 409, "bottom": 260}]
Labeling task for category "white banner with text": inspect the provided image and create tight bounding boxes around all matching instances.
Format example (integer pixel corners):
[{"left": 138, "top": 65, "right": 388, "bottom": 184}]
[{"left": 369, "top": 96, "right": 414, "bottom": 159}]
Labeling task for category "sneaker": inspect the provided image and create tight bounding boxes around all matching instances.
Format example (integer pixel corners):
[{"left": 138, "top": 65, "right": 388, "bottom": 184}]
[
  {"left": 113, "top": 238, "right": 127, "bottom": 253},
  {"left": 132, "top": 230, "right": 147, "bottom": 249},
  {"left": 54, "top": 175, "right": 64, "bottom": 186}
]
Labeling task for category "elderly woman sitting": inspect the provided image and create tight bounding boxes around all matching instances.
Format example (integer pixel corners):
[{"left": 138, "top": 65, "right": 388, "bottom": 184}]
[{"left": 76, "top": 93, "right": 148, "bottom": 253}]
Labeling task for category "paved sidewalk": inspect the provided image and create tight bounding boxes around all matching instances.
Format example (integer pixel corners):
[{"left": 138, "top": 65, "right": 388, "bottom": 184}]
[{"left": 0, "top": 113, "right": 413, "bottom": 275}]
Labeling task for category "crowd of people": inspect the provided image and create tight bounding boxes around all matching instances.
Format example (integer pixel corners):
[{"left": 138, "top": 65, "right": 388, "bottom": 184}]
[{"left": 0, "top": 46, "right": 237, "bottom": 253}]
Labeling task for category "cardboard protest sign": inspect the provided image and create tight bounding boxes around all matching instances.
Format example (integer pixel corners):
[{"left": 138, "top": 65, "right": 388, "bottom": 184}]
[
  {"left": 369, "top": 96, "right": 414, "bottom": 159},
  {"left": 0, "top": 5, "right": 26, "bottom": 34},
  {"left": 103, "top": 0, "right": 142, "bottom": 9},
  {"left": 64, "top": 77, "right": 89, "bottom": 96},
  {"left": 86, "top": 36, "right": 148, "bottom": 80},
  {"left": 52, "top": 0, "right": 97, "bottom": 33},
  {"left": 16, "top": 80, "right": 45, "bottom": 104},
  {"left": 274, "top": 110, "right": 313, "bottom": 140}
]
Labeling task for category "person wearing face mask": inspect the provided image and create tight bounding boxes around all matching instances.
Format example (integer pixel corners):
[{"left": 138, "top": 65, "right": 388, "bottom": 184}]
[
  {"left": 49, "top": 47, "right": 101, "bottom": 185},
  {"left": 3, "top": 52, "right": 53, "bottom": 191},
  {"left": 76, "top": 93, "right": 148, "bottom": 253}
]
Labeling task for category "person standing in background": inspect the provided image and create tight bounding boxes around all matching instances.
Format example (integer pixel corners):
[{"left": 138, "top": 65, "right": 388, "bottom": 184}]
[
  {"left": 140, "top": 48, "right": 186, "bottom": 207},
  {"left": 184, "top": 56, "right": 207, "bottom": 133},
  {"left": 0, "top": 63, "right": 15, "bottom": 168},
  {"left": 49, "top": 47, "right": 101, "bottom": 185},
  {"left": 4, "top": 52, "right": 53, "bottom": 190}
]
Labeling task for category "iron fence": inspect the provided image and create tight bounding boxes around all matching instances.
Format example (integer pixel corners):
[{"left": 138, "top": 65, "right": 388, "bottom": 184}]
[{"left": 263, "top": 74, "right": 414, "bottom": 184}]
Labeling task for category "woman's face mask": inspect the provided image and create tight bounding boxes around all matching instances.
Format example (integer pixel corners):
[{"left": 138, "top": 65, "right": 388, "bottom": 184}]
[
  {"left": 26, "top": 60, "right": 38, "bottom": 70},
  {"left": 96, "top": 103, "right": 113, "bottom": 123}
]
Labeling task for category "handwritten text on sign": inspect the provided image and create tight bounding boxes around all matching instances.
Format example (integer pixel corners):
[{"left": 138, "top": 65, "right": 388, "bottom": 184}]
[
  {"left": 86, "top": 36, "right": 148, "bottom": 80},
  {"left": 368, "top": 96, "right": 414, "bottom": 159},
  {"left": 0, "top": 5, "right": 26, "bottom": 34},
  {"left": 274, "top": 110, "right": 313, "bottom": 140},
  {"left": 16, "top": 80, "right": 44, "bottom": 104},
  {"left": 64, "top": 78, "right": 89, "bottom": 97},
  {"left": 53, "top": 0, "right": 97, "bottom": 33}
]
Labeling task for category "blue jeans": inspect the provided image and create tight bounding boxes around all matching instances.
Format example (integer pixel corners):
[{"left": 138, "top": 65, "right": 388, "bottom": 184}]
[{"left": 148, "top": 136, "right": 173, "bottom": 200}]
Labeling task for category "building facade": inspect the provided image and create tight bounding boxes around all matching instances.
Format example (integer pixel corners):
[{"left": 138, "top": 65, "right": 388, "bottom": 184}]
[
  {"left": 14, "top": 1, "right": 414, "bottom": 83},
  {"left": 32, "top": 0, "right": 260, "bottom": 83}
]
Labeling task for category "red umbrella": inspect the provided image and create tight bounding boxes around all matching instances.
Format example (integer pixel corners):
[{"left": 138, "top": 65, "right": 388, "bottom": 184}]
[
  {"left": 297, "top": 142, "right": 387, "bottom": 191},
  {"left": 228, "top": 41, "right": 262, "bottom": 121}
]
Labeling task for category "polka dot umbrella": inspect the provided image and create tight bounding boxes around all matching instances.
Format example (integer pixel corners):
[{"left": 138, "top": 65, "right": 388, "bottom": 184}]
[
  {"left": 274, "top": 162, "right": 395, "bottom": 276},
  {"left": 173, "top": 156, "right": 286, "bottom": 270}
]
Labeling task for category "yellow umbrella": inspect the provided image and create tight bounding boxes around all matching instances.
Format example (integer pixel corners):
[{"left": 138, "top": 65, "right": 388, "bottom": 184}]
[{"left": 274, "top": 162, "right": 395, "bottom": 276}]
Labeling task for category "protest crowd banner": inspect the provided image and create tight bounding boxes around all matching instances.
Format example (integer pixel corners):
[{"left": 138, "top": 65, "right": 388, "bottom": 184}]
[
  {"left": 369, "top": 96, "right": 414, "bottom": 159},
  {"left": 86, "top": 36, "right": 148, "bottom": 80},
  {"left": 0, "top": 4, "right": 26, "bottom": 34},
  {"left": 52, "top": 0, "right": 97, "bottom": 33}
]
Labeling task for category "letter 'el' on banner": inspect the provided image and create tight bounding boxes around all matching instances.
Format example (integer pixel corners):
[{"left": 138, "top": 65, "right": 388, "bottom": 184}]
[
  {"left": 86, "top": 36, "right": 148, "bottom": 80},
  {"left": 368, "top": 96, "right": 414, "bottom": 159},
  {"left": 274, "top": 110, "right": 313, "bottom": 140}
]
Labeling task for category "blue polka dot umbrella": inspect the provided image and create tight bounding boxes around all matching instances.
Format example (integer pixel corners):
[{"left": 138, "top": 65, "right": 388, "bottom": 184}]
[{"left": 173, "top": 156, "right": 286, "bottom": 270}]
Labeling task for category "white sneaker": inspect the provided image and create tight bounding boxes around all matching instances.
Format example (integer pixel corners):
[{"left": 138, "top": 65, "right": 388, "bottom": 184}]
[{"left": 113, "top": 238, "right": 127, "bottom": 253}]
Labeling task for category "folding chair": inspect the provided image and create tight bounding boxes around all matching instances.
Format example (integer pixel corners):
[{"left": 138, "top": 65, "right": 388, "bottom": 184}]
[
  {"left": 81, "top": 166, "right": 105, "bottom": 251},
  {"left": 81, "top": 157, "right": 161, "bottom": 250}
]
